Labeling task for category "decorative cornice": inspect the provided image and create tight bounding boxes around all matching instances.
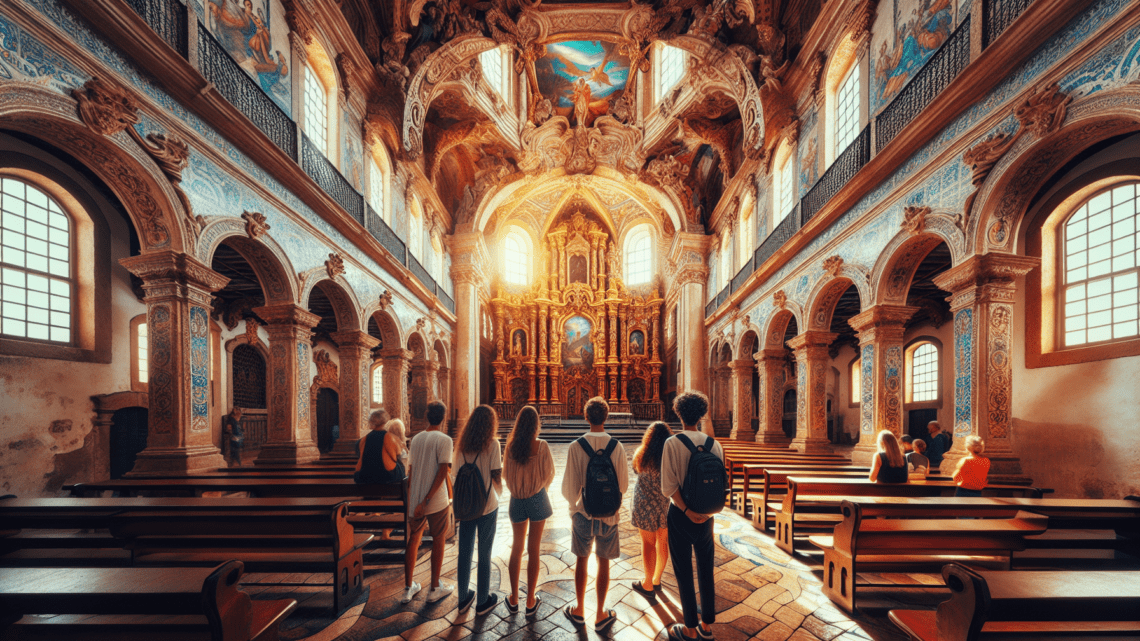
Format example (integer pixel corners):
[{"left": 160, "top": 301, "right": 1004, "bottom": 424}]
[
  {"left": 120, "top": 250, "right": 229, "bottom": 293},
  {"left": 253, "top": 303, "right": 322, "bottom": 329},
  {"left": 931, "top": 254, "right": 1041, "bottom": 295}
]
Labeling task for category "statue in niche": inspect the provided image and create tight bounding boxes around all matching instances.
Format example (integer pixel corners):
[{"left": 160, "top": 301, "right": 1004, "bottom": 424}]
[
  {"left": 511, "top": 329, "right": 527, "bottom": 356},
  {"left": 606, "top": 241, "right": 620, "bottom": 279},
  {"left": 569, "top": 254, "right": 588, "bottom": 283}
]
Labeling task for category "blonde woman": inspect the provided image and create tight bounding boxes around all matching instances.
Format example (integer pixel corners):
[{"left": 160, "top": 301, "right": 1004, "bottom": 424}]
[
  {"left": 953, "top": 436, "right": 990, "bottom": 497},
  {"left": 354, "top": 413, "right": 407, "bottom": 484},
  {"left": 868, "top": 430, "right": 908, "bottom": 484},
  {"left": 503, "top": 406, "right": 554, "bottom": 617}
]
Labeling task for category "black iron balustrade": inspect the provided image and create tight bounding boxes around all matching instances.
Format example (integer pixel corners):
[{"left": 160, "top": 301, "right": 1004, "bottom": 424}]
[
  {"left": 438, "top": 288, "right": 455, "bottom": 314},
  {"left": 731, "top": 261, "right": 753, "bottom": 294},
  {"left": 802, "top": 125, "right": 870, "bottom": 224},
  {"left": 408, "top": 253, "right": 436, "bottom": 293},
  {"left": 755, "top": 204, "right": 801, "bottom": 269},
  {"left": 367, "top": 204, "right": 407, "bottom": 265},
  {"left": 301, "top": 134, "right": 364, "bottom": 223},
  {"left": 983, "top": 0, "right": 1032, "bottom": 48},
  {"left": 705, "top": 298, "right": 717, "bottom": 318},
  {"left": 122, "top": 0, "right": 186, "bottom": 55},
  {"left": 716, "top": 286, "right": 729, "bottom": 310},
  {"left": 196, "top": 22, "right": 297, "bottom": 158},
  {"left": 875, "top": 15, "right": 971, "bottom": 151}
]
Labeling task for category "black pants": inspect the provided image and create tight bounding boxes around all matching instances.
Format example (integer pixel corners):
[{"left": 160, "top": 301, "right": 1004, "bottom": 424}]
[
  {"left": 667, "top": 504, "right": 715, "bottom": 628},
  {"left": 228, "top": 442, "right": 242, "bottom": 466}
]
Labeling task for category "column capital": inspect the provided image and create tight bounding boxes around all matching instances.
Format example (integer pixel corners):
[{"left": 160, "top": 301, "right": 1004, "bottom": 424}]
[
  {"left": 254, "top": 304, "right": 321, "bottom": 329},
  {"left": 756, "top": 348, "right": 790, "bottom": 363},
  {"left": 448, "top": 231, "right": 491, "bottom": 277},
  {"left": 120, "top": 250, "right": 229, "bottom": 294},
  {"left": 379, "top": 347, "right": 414, "bottom": 362},
  {"left": 786, "top": 331, "right": 838, "bottom": 351},
  {"left": 730, "top": 358, "right": 755, "bottom": 373},
  {"left": 330, "top": 330, "right": 380, "bottom": 351},
  {"left": 932, "top": 254, "right": 1040, "bottom": 310},
  {"left": 849, "top": 305, "right": 918, "bottom": 344}
]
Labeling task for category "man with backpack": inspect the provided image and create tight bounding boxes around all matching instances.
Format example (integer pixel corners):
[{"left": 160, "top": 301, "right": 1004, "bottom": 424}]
[
  {"left": 662, "top": 391, "right": 726, "bottom": 641},
  {"left": 401, "top": 400, "right": 454, "bottom": 604},
  {"left": 560, "top": 396, "right": 628, "bottom": 632}
]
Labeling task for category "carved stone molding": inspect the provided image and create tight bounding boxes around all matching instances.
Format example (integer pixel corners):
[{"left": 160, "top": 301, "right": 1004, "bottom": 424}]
[
  {"left": 244, "top": 317, "right": 261, "bottom": 345},
  {"left": 325, "top": 253, "right": 346, "bottom": 279},
  {"left": 963, "top": 132, "right": 1018, "bottom": 187},
  {"left": 241, "top": 211, "right": 270, "bottom": 239},
  {"left": 773, "top": 290, "right": 787, "bottom": 309},
  {"left": 1015, "top": 83, "right": 1071, "bottom": 137},
  {"left": 120, "top": 250, "right": 230, "bottom": 296},
  {"left": 821, "top": 255, "right": 844, "bottom": 277},
  {"left": 844, "top": 0, "right": 879, "bottom": 42},
  {"left": 72, "top": 78, "right": 139, "bottom": 137},
  {"left": 901, "top": 205, "right": 931, "bottom": 235},
  {"left": 518, "top": 115, "right": 644, "bottom": 176},
  {"left": 377, "top": 289, "right": 394, "bottom": 312}
]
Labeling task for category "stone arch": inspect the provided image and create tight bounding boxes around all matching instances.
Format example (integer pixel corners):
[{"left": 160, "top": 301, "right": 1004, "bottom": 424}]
[
  {"left": 0, "top": 83, "right": 187, "bottom": 253},
  {"left": 299, "top": 272, "right": 363, "bottom": 333},
  {"left": 407, "top": 330, "right": 428, "bottom": 360},
  {"left": 433, "top": 338, "right": 449, "bottom": 367},
  {"left": 763, "top": 307, "right": 801, "bottom": 350},
  {"left": 365, "top": 308, "right": 404, "bottom": 350},
  {"left": 805, "top": 268, "right": 870, "bottom": 331},
  {"left": 196, "top": 218, "right": 298, "bottom": 304},
  {"left": 737, "top": 329, "right": 761, "bottom": 358},
  {"left": 872, "top": 230, "right": 957, "bottom": 306},
  {"left": 970, "top": 86, "right": 1140, "bottom": 255}
]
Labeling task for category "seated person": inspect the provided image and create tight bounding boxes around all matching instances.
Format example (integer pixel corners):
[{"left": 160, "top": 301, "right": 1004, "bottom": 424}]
[
  {"left": 354, "top": 412, "right": 407, "bottom": 484},
  {"left": 899, "top": 434, "right": 914, "bottom": 454},
  {"left": 868, "top": 430, "right": 908, "bottom": 484},
  {"left": 952, "top": 436, "right": 990, "bottom": 497},
  {"left": 907, "top": 439, "right": 930, "bottom": 478}
]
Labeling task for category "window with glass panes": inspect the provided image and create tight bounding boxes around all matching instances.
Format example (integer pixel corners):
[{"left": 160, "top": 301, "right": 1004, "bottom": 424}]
[
  {"left": 624, "top": 229, "right": 652, "bottom": 285},
  {"left": 504, "top": 232, "right": 527, "bottom": 285},
  {"left": 480, "top": 48, "right": 505, "bottom": 99},
  {"left": 137, "top": 322, "right": 148, "bottom": 384},
  {"left": 304, "top": 65, "right": 329, "bottom": 155},
  {"left": 850, "top": 358, "right": 860, "bottom": 404},
  {"left": 655, "top": 44, "right": 685, "bottom": 103},
  {"left": 779, "top": 158, "right": 795, "bottom": 221},
  {"left": 1062, "top": 182, "right": 1140, "bottom": 346},
  {"left": 910, "top": 343, "right": 938, "bottom": 402},
  {"left": 372, "top": 364, "right": 383, "bottom": 404},
  {"left": 835, "top": 64, "right": 860, "bottom": 156},
  {"left": 1, "top": 178, "right": 72, "bottom": 343},
  {"left": 369, "top": 157, "right": 385, "bottom": 219}
]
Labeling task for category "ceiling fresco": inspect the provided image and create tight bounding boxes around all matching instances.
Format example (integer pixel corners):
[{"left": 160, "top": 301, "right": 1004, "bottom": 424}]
[{"left": 536, "top": 40, "right": 630, "bottom": 125}]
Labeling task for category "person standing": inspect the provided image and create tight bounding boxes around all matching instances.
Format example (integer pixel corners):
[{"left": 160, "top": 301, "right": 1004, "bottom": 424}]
[
  {"left": 503, "top": 405, "right": 555, "bottom": 616},
  {"left": 452, "top": 405, "right": 503, "bottom": 615},
  {"left": 925, "top": 421, "right": 952, "bottom": 472},
  {"left": 223, "top": 407, "right": 244, "bottom": 467},
  {"left": 662, "top": 392, "right": 724, "bottom": 641},
  {"left": 401, "top": 401, "right": 454, "bottom": 604},
  {"left": 561, "top": 397, "right": 628, "bottom": 632},
  {"left": 630, "top": 421, "right": 672, "bottom": 600}
]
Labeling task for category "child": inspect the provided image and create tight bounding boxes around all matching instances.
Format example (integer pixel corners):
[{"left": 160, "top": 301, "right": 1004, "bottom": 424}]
[
  {"left": 953, "top": 436, "right": 990, "bottom": 497},
  {"left": 561, "top": 397, "right": 628, "bottom": 632},
  {"left": 503, "top": 405, "right": 555, "bottom": 616},
  {"left": 662, "top": 392, "right": 723, "bottom": 641},
  {"left": 452, "top": 405, "right": 503, "bottom": 615},
  {"left": 907, "top": 438, "right": 930, "bottom": 477},
  {"left": 401, "top": 401, "right": 454, "bottom": 604}
]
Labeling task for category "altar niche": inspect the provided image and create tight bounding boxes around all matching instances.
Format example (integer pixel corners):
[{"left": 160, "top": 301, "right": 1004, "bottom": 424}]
[{"left": 491, "top": 212, "right": 664, "bottom": 422}]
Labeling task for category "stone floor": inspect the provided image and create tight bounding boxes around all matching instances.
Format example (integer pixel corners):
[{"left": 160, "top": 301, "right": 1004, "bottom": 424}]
[{"left": 246, "top": 442, "right": 918, "bottom": 641}]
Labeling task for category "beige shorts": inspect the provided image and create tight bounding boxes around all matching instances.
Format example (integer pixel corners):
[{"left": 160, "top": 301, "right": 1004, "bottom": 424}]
[{"left": 409, "top": 505, "right": 452, "bottom": 540}]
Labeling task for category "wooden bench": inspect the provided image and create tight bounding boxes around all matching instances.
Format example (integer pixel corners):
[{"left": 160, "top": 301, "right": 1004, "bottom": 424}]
[
  {"left": 811, "top": 500, "right": 1048, "bottom": 612},
  {"left": 889, "top": 563, "right": 1140, "bottom": 640},
  {"left": 772, "top": 477, "right": 1044, "bottom": 554},
  {"left": 729, "top": 461, "right": 862, "bottom": 515},
  {"left": 0, "top": 561, "right": 295, "bottom": 641}
]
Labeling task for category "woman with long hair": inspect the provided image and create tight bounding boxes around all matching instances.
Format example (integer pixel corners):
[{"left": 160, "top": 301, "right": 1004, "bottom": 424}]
[
  {"left": 502, "top": 405, "right": 554, "bottom": 616},
  {"left": 868, "top": 430, "right": 908, "bottom": 484},
  {"left": 630, "top": 421, "right": 672, "bottom": 600},
  {"left": 354, "top": 413, "right": 406, "bottom": 485},
  {"left": 453, "top": 405, "right": 503, "bottom": 615}
]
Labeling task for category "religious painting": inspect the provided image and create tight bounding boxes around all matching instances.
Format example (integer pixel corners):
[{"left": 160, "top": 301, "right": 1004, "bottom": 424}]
[
  {"left": 629, "top": 330, "right": 645, "bottom": 356},
  {"left": 871, "top": 0, "right": 955, "bottom": 112},
  {"left": 511, "top": 329, "right": 527, "bottom": 356},
  {"left": 562, "top": 316, "right": 594, "bottom": 368},
  {"left": 535, "top": 40, "right": 630, "bottom": 126},
  {"left": 569, "top": 254, "right": 588, "bottom": 283},
  {"left": 204, "top": 0, "right": 292, "bottom": 116}
]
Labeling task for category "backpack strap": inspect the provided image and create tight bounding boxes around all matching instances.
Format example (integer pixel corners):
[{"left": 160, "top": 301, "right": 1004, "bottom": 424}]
[
  {"left": 576, "top": 437, "right": 595, "bottom": 458},
  {"left": 675, "top": 432, "right": 702, "bottom": 453},
  {"left": 602, "top": 438, "right": 618, "bottom": 459}
]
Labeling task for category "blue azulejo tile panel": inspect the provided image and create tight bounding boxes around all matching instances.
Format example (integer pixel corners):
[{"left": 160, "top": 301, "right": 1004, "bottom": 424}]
[
  {"left": 953, "top": 308, "right": 973, "bottom": 438},
  {"left": 861, "top": 344, "right": 874, "bottom": 433},
  {"left": 190, "top": 305, "right": 210, "bottom": 431},
  {"left": 0, "top": 12, "right": 86, "bottom": 90}
]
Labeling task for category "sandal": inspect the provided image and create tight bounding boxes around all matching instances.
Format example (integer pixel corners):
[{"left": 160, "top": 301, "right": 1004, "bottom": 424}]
[
  {"left": 505, "top": 596, "right": 519, "bottom": 614},
  {"left": 631, "top": 581, "right": 657, "bottom": 600},
  {"left": 525, "top": 597, "right": 542, "bottom": 617},
  {"left": 595, "top": 609, "right": 618, "bottom": 632},
  {"left": 563, "top": 606, "right": 585, "bottom": 627}
]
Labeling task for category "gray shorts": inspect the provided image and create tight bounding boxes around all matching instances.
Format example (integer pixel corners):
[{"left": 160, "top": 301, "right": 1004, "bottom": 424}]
[
  {"left": 571, "top": 512, "right": 620, "bottom": 560},
  {"left": 509, "top": 487, "right": 553, "bottom": 523}
]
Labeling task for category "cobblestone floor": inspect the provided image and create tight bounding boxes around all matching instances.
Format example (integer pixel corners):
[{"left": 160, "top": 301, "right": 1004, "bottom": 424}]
[{"left": 258, "top": 442, "right": 910, "bottom": 641}]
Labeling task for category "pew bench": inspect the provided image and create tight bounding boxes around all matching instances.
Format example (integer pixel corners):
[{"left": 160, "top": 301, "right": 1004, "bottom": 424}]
[
  {"left": 888, "top": 563, "right": 1140, "bottom": 641},
  {"left": 0, "top": 561, "right": 295, "bottom": 641},
  {"left": 730, "top": 463, "right": 867, "bottom": 516},
  {"left": 811, "top": 500, "right": 1048, "bottom": 612}
]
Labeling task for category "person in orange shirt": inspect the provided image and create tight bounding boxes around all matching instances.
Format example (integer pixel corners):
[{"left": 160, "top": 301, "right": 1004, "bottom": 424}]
[{"left": 952, "top": 436, "right": 990, "bottom": 497}]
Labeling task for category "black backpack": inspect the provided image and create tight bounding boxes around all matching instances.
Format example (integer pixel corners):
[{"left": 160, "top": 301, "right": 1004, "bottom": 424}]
[
  {"left": 677, "top": 433, "right": 727, "bottom": 515},
  {"left": 577, "top": 437, "right": 622, "bottom": 518},
  {"left": 452, "top": 450, "right": 489, "bottom": 522}
]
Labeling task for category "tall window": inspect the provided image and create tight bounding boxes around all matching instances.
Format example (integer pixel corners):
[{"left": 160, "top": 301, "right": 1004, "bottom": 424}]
[
  {"left": 624, "top": 226, "right": 652, "bottom": 286},
  {"left": 304, "top": 65, "right": 329, "bottom": 156},
  {"left": 835, "top": 64, "right": 860, "bottom": 156},
  {"left": 849, "top": 358, "right": 860, "bottom": 405},
  {"left": 504, "top": 229, "right": 529, "bottom": 285},
  {"left": 779, "top": 155, "right": 795, "bottom": 222},
  {"left": 408, "top": 198, "right": 423, "bottom": 260},
  {"left": 137, "top": 322, "right": 148, "bottom": 383},
  {"left": 654, "top": 43, "right": 686, "bottom": 103},
  {"left": 480, "top": 47, "right": 511, "bottom": 102},
  {"left": 369, "top": 156, "right": 385, "bottom": 220},
  {"left": 909, "top": 342, "right": 939, "bottom": 402},
  {"left": 720, "top": 233, "right": 732, "bottom": 289},
  {"left": 372, "top": 363, "right": 383, "bottom": 404},
  {"left": 1, "top": 178, "right": 72, "bottom": 343},
  {"left": 739, "top": 195, "right": 754, "bottom": 268},
  {"left": 1062, "top": 182, "right": 1140, "bottom": 346}
]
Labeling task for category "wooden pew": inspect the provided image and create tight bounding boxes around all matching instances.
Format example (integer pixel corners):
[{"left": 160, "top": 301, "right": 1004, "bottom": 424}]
[
  {"left": 730, "top": 461, "right": 863, "bottom": 515},
  {"left": 889, "top": 563, "right": 1140, "bottom": 640},
  {"left": 772, "top": 477, "right": 1044, "bottom": 554},
  {"left": 811, "top": 500, "right": 1048, "bottom": 612},
  {"left": 0, "top": 561, "right": 295, "bottom": 641}
]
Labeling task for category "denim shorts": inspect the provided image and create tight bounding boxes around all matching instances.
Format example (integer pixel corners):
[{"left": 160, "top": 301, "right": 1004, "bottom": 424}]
[
  {"left": 571, "top": 512, "right": 620, "bottom": 559},
  {"left": 509, "top": 487, "right": 553, "bottom": 523}
]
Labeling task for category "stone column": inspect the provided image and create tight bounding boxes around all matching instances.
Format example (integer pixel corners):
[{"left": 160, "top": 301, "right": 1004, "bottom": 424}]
[
  {"left": 380, "top": 348, "right": 413, "bottom": 428},
  {"left": 449, "top": 233, "right": 489, "bottom": 426},
  {"left": 755, "top": 349, "right": 792, "bottom": 444},
  {"left": 539, "top": 305, "right": 549, "bottom": 402},
  {"left": 121, "top": 251, "right": 229, "bottom": 475},
  {"left": 786, "top": 331, "right": 838, "bottom": 454},
  {"left": 729, "top": 359, "right": 756, "bottom": 440},
  {"left": 330, "top": 330, "right": 380, "bottom": 455},
  {"left": 847, "top": 305, "right": 917, "bottom": 466},
  {"left": 933, "top": 254, "right": 1039, "bottom": 480},
  {"left": 670, "top": 234, "right": 712, "bottom": 399},
  {"left": 253, "top": 303, "right": 322, "bottom": 465}
]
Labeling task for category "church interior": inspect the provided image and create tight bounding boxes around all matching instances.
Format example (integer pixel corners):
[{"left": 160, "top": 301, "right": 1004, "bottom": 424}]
[{"left": 1, "top": 0, "right": 1139, "bottom": 639}]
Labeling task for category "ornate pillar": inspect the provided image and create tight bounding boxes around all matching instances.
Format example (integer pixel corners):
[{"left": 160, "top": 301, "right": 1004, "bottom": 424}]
[
  {"left": 729, "top": 359, "right": 756, "bottom": 440},
  {"left": 669, "top": 234, "right": 712, "bottom": 408},
  {"left": 330, "top": 330, "right": 380, "bottom": 455},
  {"left": 607, "top": 303, "right": 619, "bottom": 402},
  {"left": 380, "top": 348, "right": 414, "bottom": 427},
  {"left": 253, "top": 303, "right": 322, "bottom": 465},
  {"left": 755, "top": 349, "right": 792, "bottom": 444},
  {"left": 847, "top": 305, "right": 917, "bottom": 465},
  {"left": 539, "top": 305, "right": 549, "bottom": 402},
  {"left": 933, "top": 254, "right": 1039, "bottom": 479},
  {"left": 121, "top": 251, "right": 229, "bottom": 475},
  {"left": 449, "top": 233, "right": 489, "bottom": 426},
  {"left": 786, "top": 331, "right": 837, "bottom": 454}
]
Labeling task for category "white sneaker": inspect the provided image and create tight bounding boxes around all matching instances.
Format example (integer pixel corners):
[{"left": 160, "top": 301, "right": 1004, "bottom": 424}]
[
  {"left": 426, "top": 583, "right": 454, "bottom": 603},
  {"left": 400, "top": 582, "right": 422, "bottom": 604}
]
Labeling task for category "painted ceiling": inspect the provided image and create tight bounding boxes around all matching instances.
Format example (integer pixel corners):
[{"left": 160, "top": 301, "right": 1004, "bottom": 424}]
[{"left": 536, "top": 40, "right": 630, "bottom": 119}]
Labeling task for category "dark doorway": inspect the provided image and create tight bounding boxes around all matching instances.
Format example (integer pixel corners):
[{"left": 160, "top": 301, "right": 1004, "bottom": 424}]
[
  {"left": 908, "top": 408, "right": 939, "bottom": 442},
  {"left": 782, "top": 389, "right": 797, "bottom": 439},
  {"left": 316, "top": 388, "right": 340, "bottom": 453},
  {"left": 109, "top": 407, "right": 148, "bottom": 479}
]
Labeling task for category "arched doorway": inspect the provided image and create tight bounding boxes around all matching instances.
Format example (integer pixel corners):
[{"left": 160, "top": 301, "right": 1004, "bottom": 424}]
[
  {"left": 782, "top": 389, "right": 797, "bottom": 439},
  {"left": 230, "top": 342, "right": 268, "bottom": 449},
  {"left": 316, "top": 388, "right": 340, "bottom": 453},
  {"left": 109, "top": 407, "right": 148, "bottom": 479}
]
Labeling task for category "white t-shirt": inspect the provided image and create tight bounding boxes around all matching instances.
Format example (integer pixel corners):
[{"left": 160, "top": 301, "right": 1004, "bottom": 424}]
[
  {"left": 661, "top": 430, "right": 724, "bottom": 500},
  {"left": 561, "top": 432, "right": 629, "bottom": 527},
  {"left": 452, "top": 438, "right": 503, "bottom": 516},
  {"left": 407, "top": 429, "right": 453, "bottom": 516}
]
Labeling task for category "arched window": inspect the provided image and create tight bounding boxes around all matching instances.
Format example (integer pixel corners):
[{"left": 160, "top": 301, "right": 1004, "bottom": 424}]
[
  {"left": 824, "top": 35, "right": 862, "bottom": 167},
  {"left": 480, "top": 46, "right": 512, "bottom": 103},
  {"left": 834, "top": 64, "right": 860, "bottom": 155},
  {"left": 369, "top": 154, "right": 386, "bottom": 222},
  {"left": 654, "top": 43, "right": 686, "bottom": 103},
  {"left": 303, "top": 64, "right": 330, "bottom": 155},
  {"left": 624, "top": 225, "right": 653, "bottom": 286},
  {"left": 720, "top": 232, "right": 732, "bottom": 290},
  {"left": 371, "top": 362, "right": 383, "bottom": 404},
  {"left": 849, "top": 357, "right": 860, "bottom": 406},
  {"left": 1061, "top": 182, "right": 1139, "bottom": 346},
  {"left": 772, "top": 140, "right": 796, "bottom": 227},
  {"left": 907, "top": 341, "right": 939, "bottom": 403},
  {"left": 1, "top": 177, "right": 73, "bottom": 343},
  {"left": 503, "top": 228, "right": 529, "bottom": 285},
  {"left": 408, "top": 197, "right": 423, "bottom": 260},
  {"left": 738, "top": 193, "right": 754, "bottom": 269}
]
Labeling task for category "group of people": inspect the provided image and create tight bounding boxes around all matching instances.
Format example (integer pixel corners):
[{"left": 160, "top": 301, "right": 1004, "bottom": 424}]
[
  {"left": 869, "top": 420, "right": 992, "bottom": 496},
  {"left": 352, "top": 392, "right": 725, "bottom": 641}
]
